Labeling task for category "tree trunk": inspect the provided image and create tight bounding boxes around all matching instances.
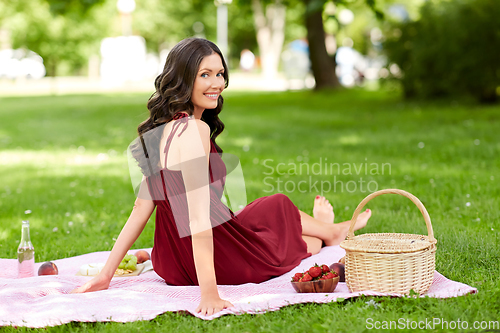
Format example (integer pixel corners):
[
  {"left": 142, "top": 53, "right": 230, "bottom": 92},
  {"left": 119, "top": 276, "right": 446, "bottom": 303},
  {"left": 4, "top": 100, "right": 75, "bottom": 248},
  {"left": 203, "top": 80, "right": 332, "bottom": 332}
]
[
  {"left": 304, "top": 0, "right": 340, "bottom": 90},
  {"left": 48, "top": 59, "right": 57, "bottom": 77},
  {"left": 251, "top": 0, "right": 286, "bottom": 79}
]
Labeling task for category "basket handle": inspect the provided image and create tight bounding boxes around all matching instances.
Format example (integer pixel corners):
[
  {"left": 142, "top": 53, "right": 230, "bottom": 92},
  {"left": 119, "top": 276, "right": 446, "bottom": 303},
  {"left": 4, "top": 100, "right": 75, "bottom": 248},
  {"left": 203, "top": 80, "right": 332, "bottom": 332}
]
[{"left": 347, "top": 189, "right": 435, "bottom": 242}]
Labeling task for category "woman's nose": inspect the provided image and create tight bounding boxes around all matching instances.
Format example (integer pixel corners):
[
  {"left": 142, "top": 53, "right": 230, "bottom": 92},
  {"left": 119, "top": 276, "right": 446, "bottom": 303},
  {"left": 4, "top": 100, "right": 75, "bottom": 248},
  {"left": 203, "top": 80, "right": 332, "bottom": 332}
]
[{"left": 212, "top": 77, "right": 224, "bottom": 89}]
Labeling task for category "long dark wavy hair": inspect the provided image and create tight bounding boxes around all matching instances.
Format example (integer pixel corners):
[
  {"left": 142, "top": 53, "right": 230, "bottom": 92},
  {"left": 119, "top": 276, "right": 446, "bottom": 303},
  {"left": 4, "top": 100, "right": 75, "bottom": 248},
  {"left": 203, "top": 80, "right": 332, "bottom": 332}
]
[{"left": 131, "top": 38, "right": 229, "bottom": 176}]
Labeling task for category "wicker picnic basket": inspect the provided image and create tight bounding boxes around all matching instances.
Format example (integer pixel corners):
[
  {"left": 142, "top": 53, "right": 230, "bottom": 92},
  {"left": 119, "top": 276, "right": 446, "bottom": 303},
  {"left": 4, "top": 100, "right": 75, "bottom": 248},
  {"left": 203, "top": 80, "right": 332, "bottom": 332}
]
[{"left": 340, "top": 189, "right": 437, "bottom": 295}]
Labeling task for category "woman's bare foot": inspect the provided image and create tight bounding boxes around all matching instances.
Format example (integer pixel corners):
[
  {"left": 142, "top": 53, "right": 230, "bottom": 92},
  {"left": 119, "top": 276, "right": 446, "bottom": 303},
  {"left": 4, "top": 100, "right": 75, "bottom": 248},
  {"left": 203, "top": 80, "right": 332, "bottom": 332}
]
[
  {"left": 353, "top": 209, "right": 371, "bottom": 231},
  {"left": 324, "top": 209, "right": 372, "bottom": 246},
  {"left": 313, "top": 195, "right": 334, "bottom": 224}
]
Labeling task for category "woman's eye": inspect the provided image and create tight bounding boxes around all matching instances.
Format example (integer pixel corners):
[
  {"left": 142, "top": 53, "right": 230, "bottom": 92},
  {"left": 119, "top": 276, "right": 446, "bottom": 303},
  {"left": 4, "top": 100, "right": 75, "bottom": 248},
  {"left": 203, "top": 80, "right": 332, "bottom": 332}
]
[
  {"left": 217, "top": 73, "right": 224, "bottom": 77},
  {"left": 201, "top": 73, "right": 208, "bottom": 78}
]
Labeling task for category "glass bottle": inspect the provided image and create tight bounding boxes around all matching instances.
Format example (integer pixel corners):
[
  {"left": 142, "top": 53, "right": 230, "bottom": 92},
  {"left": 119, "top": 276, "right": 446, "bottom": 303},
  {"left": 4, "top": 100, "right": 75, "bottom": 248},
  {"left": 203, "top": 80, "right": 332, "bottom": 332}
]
[{"left": 17, "top": 220, "right": 35, "bottom": 278}]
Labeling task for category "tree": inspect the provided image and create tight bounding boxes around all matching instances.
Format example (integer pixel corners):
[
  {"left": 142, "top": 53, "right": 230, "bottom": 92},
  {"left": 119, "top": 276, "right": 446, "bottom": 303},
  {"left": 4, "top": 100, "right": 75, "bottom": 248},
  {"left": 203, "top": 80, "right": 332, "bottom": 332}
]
[
  {"left": 1, "top": 0, "right": 112, "bottom": 76},
  {"left": 303, "top": 0, "right": 384, "bottom": 89},
  {"left": 227, "top": 0, "right": 309, "bottom": 77},
  {"left": 304, "top": 0, "right": 339, "bottom": 89},
  {"left": 44, "top": 0, "right": 106, "bottom": 16},
  {"left": 132, "top": 0, "right": 219, "bottom": 53},
  {"left": 251, "top": 0, "right": 286, "bottom": 79}
]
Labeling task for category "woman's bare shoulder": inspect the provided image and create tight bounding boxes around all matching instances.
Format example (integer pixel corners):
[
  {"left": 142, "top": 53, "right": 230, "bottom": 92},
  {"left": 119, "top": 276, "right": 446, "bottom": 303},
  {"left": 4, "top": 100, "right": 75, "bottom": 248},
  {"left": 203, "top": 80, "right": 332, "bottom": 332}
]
[
  {"left": 175, "top": 118, "right": 210, "bottom": 142},
  {"left": 166, "top": 118, "right": 210, "bottom": 161},
  {"left": 193, "top": 118, "right": 210, "bottom": 138}
]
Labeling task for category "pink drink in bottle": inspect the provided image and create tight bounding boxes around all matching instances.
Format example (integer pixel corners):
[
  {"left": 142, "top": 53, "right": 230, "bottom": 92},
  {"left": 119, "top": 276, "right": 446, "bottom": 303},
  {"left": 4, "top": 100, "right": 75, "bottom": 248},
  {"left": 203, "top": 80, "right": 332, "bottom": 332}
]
[{"left": 18, "top": 220, "right": 35, "bottom": 278}]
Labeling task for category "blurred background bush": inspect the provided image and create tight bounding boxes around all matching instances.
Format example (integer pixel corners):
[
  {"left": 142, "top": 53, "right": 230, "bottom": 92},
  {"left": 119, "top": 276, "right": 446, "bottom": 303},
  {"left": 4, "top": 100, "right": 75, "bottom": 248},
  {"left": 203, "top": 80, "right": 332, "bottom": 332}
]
[{"left": 383, "top": 0, "right": 500, "bottom": 103}]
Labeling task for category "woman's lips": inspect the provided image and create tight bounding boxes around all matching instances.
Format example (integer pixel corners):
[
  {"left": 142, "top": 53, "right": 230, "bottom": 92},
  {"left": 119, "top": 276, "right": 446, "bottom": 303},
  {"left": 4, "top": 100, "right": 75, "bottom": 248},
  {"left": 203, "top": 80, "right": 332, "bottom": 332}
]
[{"left": 204, "top": 93, "right": 219, "bottom": 100}]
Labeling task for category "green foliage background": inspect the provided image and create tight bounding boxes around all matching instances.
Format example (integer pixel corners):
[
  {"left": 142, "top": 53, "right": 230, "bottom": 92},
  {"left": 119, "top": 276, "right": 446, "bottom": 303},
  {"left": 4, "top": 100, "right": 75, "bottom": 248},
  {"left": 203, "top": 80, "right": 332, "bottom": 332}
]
[
  {"left": 383, "top": 0, "right": 500, "bottom": 103},
  {"left": 1, "top": 0, "right": 114, "bottom": 76},
  {"left": 0, "top": 0, "right": 382, "bottom": 76}
]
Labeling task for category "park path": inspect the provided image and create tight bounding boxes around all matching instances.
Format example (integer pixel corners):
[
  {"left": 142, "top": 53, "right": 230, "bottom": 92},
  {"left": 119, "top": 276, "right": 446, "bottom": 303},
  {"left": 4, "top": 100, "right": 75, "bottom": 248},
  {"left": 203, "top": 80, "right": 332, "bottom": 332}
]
[{"left": 0, "top": 72, "right": 301, "bottom": 97}]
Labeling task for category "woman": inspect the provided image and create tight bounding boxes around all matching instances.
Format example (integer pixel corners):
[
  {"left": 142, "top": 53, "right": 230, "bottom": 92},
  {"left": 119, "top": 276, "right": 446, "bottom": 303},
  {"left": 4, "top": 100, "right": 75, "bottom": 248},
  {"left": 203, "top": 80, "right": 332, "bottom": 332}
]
[{"left": 72, "top": 37, "right": 372, "bottom": 316}]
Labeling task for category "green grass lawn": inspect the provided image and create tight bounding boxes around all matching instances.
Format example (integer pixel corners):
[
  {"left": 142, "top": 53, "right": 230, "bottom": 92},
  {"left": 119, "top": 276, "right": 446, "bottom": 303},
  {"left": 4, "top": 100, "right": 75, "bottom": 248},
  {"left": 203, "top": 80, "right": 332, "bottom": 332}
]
[{"left": 0, "top": 88, "right": 499, "bottom": 332}]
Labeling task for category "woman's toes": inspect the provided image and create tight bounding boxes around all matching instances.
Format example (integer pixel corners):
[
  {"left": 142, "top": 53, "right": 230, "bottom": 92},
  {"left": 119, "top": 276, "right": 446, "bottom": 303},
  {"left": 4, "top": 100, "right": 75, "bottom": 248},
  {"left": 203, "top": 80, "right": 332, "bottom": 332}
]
[
  {"left": 359, "top": 209, "right": 371, "bottom": 220},
  {"left": 313, "top": 195, "right": 335, "bottom": 224},
  {"left": 354, "top": 209, "right": 371, "bottom": 230}
]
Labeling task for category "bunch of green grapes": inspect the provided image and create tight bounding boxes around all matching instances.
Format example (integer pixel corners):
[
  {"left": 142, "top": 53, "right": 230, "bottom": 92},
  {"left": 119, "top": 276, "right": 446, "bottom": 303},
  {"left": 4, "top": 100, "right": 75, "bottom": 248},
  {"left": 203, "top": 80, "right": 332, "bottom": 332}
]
[{"left": 118, "top": 254, "right": 137, "bottom": 270}]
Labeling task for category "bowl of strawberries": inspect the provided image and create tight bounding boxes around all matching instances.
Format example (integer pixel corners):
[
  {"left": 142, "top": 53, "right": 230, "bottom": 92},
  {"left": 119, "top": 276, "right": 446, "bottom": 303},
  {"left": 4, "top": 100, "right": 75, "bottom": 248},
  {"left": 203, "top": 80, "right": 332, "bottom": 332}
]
[{"left": 291, "top": 263, "right": 340, "bottom": 293}]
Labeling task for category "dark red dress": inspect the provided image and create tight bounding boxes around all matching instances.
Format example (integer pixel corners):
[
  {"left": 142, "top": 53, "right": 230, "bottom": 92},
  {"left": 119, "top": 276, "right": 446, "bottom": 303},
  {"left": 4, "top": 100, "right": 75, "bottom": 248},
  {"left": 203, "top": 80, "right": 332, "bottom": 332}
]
[{"left": 146, "top": 113, "right": 311, "bottom": 286}]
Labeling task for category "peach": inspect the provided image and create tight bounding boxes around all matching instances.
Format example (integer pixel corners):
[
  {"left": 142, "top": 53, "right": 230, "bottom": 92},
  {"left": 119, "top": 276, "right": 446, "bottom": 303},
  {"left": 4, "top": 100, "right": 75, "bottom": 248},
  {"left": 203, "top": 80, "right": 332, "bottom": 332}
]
[
  {"left": 38, "top": 261, "right": 58, "bottom": 276},
  {"left": 329, "top": 263, "right": 345, "bottom": 282},
  {"left": 135, "top": 250, "right": 150, "bottom": 264}
]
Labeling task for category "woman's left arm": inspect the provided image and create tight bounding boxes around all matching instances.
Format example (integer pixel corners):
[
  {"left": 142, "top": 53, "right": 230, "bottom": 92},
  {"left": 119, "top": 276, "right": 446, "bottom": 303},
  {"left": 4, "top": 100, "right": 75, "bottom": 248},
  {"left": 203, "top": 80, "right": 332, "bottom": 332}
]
[{"left": 178, "top": 119, "right": 233, "bottom": 315}]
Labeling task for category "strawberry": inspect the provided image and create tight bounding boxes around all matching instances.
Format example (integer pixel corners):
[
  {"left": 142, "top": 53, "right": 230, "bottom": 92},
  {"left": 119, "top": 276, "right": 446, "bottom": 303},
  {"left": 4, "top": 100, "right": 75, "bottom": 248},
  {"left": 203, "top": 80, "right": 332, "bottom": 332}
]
[
  {"left": 321, "top": 264, "right": 330, "bottom": 274},
  {"left": 308, "top": 264, "right": 322, "bottom": 278},
  {"left": 294, "top": 272, "right": 303, "bottom": 279},
  {"left": 301, "top": 272, "right": 313, "bottom": 282},
  {"left": 324, "top": 271, "right": 336, "bottom": 280},
  {"left": 291, "top": 276, "right": 299, "bottom": 282}
]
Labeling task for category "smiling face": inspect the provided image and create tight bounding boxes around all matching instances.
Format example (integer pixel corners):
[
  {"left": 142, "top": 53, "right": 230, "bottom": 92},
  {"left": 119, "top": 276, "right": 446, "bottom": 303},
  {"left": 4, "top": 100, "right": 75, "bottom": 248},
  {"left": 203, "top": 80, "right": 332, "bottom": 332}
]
[{"left": 191, "top": 53, "right": 225, "bottom": 119}]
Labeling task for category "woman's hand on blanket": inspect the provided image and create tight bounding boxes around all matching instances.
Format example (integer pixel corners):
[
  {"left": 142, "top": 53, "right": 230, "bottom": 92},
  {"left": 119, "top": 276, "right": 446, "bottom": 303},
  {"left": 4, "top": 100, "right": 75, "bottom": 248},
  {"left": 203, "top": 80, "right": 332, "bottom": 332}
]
[
  {"left": 70, "top": 273, "right": 111, "bottom": 294},
  {"left": 195, "top": 296, "right": 234, "bottom": 316}
]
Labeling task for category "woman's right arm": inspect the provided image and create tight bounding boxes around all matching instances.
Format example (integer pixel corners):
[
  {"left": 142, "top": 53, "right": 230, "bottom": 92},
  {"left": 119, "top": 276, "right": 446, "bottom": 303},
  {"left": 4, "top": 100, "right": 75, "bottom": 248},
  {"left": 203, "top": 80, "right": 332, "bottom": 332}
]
[{"left": 71, "top": 196, "right": 155, "bottom": 293}]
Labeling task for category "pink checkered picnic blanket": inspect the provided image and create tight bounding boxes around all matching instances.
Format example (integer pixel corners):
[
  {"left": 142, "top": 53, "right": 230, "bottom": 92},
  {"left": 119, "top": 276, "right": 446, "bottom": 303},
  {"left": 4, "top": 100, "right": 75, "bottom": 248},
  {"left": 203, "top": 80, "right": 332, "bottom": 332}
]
[{"left": 0, "top": 246, "right": 476, "bottom": 328}]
